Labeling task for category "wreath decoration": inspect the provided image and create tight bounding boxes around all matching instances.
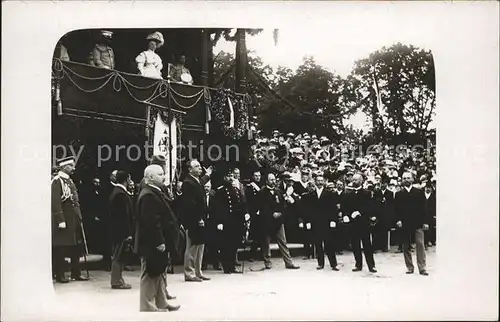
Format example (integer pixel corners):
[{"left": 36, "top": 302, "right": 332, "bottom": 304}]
[{"left": 209, "top": 88, "right": 248, "bottom": 140}]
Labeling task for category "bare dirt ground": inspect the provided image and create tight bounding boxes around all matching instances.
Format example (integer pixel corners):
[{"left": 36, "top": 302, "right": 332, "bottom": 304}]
[{"left": 51, "top": 247, "right": 438, "bottom": 321}]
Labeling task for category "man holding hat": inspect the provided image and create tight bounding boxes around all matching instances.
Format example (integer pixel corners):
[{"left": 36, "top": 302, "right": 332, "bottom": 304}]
[
  {"left": 89, "top": 30, "right": 115, "bottom": 69},
  {"left": 52, "top": 156, "right": 89, "bottom": 283}
]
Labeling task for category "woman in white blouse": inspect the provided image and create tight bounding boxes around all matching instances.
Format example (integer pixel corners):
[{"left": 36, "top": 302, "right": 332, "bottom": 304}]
[{"left": 135, "top": 31, "right": 164, "bottom": 79}]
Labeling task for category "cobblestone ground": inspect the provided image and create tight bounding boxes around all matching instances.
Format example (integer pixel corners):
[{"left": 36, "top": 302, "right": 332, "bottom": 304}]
[{"left": 53, "top": 247, "right": 437, "bottom": 321}]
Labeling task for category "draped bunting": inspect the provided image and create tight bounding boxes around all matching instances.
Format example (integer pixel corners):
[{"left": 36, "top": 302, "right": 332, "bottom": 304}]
[{"left": 53, "top": 59, "right": 249, "bottom": 140}]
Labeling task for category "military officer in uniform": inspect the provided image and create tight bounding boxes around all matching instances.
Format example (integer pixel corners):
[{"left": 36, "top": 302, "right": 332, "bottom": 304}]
[
  {"left": 51, "top": 156, "right": 89, "bottom": 283},
  {"left": 88, "top": 30, "right": 115, "bottom": 69},
  {"left": 295, "top": 169, "right": 315, "bottom": 259},
  {"left": 213, "top": 168, "right": 250, "bottom": 274}
]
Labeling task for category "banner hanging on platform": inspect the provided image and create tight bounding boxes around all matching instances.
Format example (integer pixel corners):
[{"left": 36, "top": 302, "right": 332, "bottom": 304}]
[{"left": 153, "top": 114, "right": 177, "bottom": 184}]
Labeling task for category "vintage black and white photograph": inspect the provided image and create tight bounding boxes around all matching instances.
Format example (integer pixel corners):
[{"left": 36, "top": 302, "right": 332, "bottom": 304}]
[
  {"left": 50, "top": 25, "right": 438, "bottom": 313},
  {"left": 2, "top": 1, "right": 499, "bottom": 321}
]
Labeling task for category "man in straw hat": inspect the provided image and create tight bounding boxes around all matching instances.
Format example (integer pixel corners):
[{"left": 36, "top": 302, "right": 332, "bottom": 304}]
[{"left": 51, "top": 156, "right": 89, "bottom": 283}]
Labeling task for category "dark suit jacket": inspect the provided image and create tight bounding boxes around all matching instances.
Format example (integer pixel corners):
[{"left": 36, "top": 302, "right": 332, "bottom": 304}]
[
  {"left": 108, "top": 185, "right": 134, "bottom": 245},
  {"left": 303, "top": 188, "right": 339, "bottom": 234},
  {"left": 343, "top": 188, "right": 374, "bottom": 230},
  {"left": 180, "top": 175, "right": 208, "bottom": 245},
  {"left": 424, "top": 191, "right": 436, "bottom": 226},
  {"left": 395, "top": 187, "right": 429, "bottom": 231},
  {"left": 134, "top": 185, "right": 180, "bottom": 257},
  {"left": 258, "top": 186, "right": 286, "bottom": 234},
  {"left": 373, "top": 189, "right": 395, "bottom": 228}
]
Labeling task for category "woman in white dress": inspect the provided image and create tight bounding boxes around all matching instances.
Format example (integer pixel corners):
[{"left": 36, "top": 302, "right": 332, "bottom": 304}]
[{"left": 136, "top": 31, "right": 164, "bottom": 79}]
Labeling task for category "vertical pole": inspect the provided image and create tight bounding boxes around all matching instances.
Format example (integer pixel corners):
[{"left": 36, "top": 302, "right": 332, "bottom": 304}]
[
  {"left": 200, "top": 29, "right": 209, "bottom": 87},
  {"left": 235, "top": 29, "right": 247, "bottom": 94}
]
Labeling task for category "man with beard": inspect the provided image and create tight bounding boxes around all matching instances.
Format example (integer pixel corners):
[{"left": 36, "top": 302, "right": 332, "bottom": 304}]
[
  {"left": 295, "top": 169, "right": 315, "bottom": 259},
  {"left": 213, "top": 169, "right": 250, "bottom": 274},
  {"left": 303, "top": 174, "right": 339, "bottom": 270},
  {"left": 372, "top": 177, "right": 394, "bottom": 253},
  {"left": 51, "top": 156, "right": 89, "bottom": 283},
  {"left": 134, "top": 165, "right": 180, "bottom": 312},
  {"left": 258, "top": 173, "right": 300, "bottom": 270},
  {"left": 395, "top": 172, "right": 430, "bottom": 276},
  {"left": 245, "top": 170, "right": 263, "bottom": 262},
  {"left": 343, "top": 173, "right": 377, "bottom": 273}
]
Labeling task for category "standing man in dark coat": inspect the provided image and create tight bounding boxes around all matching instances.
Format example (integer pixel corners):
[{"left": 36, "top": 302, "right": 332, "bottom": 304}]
[
  {"left": 395, "top": 172, "right": 430, "bottom": 276},
  {"left": 134, "top": 165, "right": 180, "bottom": 312},
  {"left": 333, "top": 179, "right": 349, "bottom": 254},
  {"left": 100, "top": 169, "right": 118, "bottom": 271},
  {"left": 213, "top": 168, "right": 249, "bottom": 274},
  {"left": 295, "top": 169, "right": 315, "bottom": 259},
  {"left": 343, "top": 173, "right": 377, "bottom": 273},
  {"left": 303, "top": 174, "right": 339, "bottom": 270},
  {"left": 180, "top": 159, "right": 211, "bottom": 282},
  {"left": 109, "top": 170, "right": 134, "bottom": 289},
  {"left": 202, "top": 180, "right": 220, "bottom": 270},
  {"left": 51, "top": 157, "right": 89, "bottom": 283},
  {"left": 423, "top": 182, "right": 436, "bottom": 247},
  {"left": 372, "top": 178, "right": 394, "bottom": 252},
  {"left": 245, "top": 170, "right": 263, "bottom": 262},
  {"left": 258, "top": 173, "right": 300, "bottom": 270}
]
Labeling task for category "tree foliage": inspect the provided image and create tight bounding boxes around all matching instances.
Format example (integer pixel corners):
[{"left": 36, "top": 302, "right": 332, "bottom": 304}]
[
  {"left": 211, "top": 41, "right": 436, "bottom": 144},
  {"left": 350, "top": 43, "right": 436, "bottom": 142}
]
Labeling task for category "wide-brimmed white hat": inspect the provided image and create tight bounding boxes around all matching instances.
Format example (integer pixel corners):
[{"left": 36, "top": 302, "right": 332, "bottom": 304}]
[{"left": 146, "top": 31, "right": 164, "bottom": 48}]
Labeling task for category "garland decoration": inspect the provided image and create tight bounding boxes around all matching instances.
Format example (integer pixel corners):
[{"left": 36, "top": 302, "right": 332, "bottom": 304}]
[{"left": 209, "top": 88, "right": 249, "bottom": 140}]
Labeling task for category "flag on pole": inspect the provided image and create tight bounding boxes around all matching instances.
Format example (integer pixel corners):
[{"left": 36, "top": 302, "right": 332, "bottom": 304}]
[
  {"left": 153, "top": 114, "right": 177, "bottom": 184},
  {"left": 228, "top": 97, "right": 235, "bottom": 128}
]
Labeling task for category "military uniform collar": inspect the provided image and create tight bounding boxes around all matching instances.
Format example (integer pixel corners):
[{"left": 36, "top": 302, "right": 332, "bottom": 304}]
[{"left": 58, "top": 171, "right": 70, "bottom": 179}]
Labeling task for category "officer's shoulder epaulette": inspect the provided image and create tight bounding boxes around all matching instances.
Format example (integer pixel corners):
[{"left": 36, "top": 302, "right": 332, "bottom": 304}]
[{"left": 51, "top": 175, "right": 61, "bottom": 183}]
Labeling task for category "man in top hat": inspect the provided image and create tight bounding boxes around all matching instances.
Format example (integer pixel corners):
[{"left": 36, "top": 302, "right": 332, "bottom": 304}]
[
  {"left": 423, "top": 182, "right": 436, "bottom": 249},
  {"left": 52, "top": 156, "right": 89, "bottom": 283},
  {"left": 89, "top": 30, "right": 115, "bottom": 69}
]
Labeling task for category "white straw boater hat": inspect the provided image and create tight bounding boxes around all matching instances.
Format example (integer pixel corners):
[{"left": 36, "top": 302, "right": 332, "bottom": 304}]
[
  {"left": 101, "top": 30, "right": 113, "bottom": 38},
  {"left": 146, "top": 31, "right": 164, "bottom": 48}
]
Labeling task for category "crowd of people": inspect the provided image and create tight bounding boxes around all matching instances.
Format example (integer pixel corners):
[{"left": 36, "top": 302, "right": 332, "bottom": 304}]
[{"left": 51, "top": 128, "right": 436, "bottom": 312}]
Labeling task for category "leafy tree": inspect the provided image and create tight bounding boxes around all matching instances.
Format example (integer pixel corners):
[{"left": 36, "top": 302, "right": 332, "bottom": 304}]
[{"left": 350, "top": 43, "right": 436, "bottom": 142}]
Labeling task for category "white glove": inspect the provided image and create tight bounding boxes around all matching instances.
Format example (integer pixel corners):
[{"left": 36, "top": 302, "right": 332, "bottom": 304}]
[
  {"left": 198, "top": 219, "right": 205, "bottom": 227},
  {"left": 396, "top": 221, "right": 402, "bottom": 228},
  {"left": 343, "top": 216, "right": 350, "bottom": 223},
  {"left": 244, "top": 213, "right": 250, "bottom": 221},
  {"left": 58, "top": 222, "right": 66, "bottom": 229},
  {"left": 370, "top": 217, "right": 377, "bottom": 221},
  {"left": 256, "top": 210, "right": 260, "bottom": 216},
  {"left": 217, "top": 224, "right": 223, "bottom": 231},
  {"left": 299, "top": 222, "right": 304, "bottom": 228},
  {"left": 330, "top": 221, "right": 336, "bottom": 228},
  {"left": 306, "top": 223, "right": 311, "bottom": 230},
  {"left": 352, "top": 211, "right": 361, "bottom": 218}
]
